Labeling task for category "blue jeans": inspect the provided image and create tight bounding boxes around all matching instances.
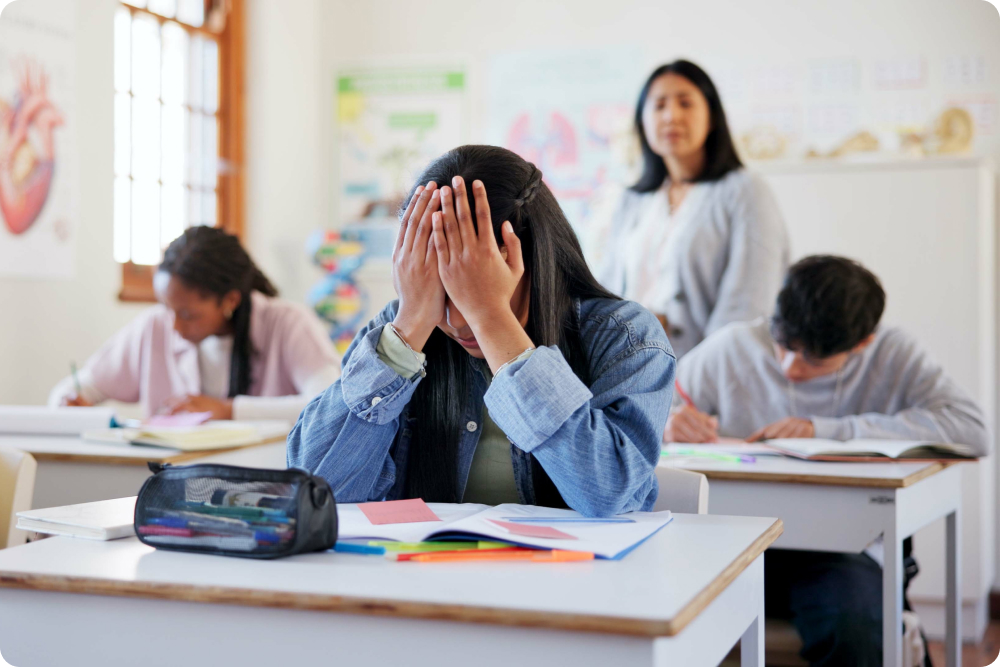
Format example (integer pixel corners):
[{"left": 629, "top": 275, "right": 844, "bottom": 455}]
[{"left": 765, "top": 549, "right": 885, "bottom": 666}]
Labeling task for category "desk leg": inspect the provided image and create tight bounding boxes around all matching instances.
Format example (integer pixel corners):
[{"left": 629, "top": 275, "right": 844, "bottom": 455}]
[
  {"left": 884, "top": 514, "right": 903, "bottom": 667},
  {"left": 740, "top": 557, "right": 765, "bottom": 667},
  {"left": 945, "top": 508, "right": 962, "bottom": 667}
]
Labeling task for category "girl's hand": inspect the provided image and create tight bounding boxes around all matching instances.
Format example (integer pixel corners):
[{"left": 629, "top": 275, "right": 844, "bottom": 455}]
[
  {"left": 664, "top": 405, "right": 719, "bottom": 443},
  {"left": 63, "top": 395, "right": 93, "bottom": 407},
  {"left": 746, "top": 417, "right": 815, "bottom": 442},
  {"left": 165, "top": 395, "right": 233, "bottom": 420},
  {"left": 432, "top": 177, "right": 523, "bottom": 327},
  {"left": 391, "top": 183, "right": 445, "bottom": 351}
]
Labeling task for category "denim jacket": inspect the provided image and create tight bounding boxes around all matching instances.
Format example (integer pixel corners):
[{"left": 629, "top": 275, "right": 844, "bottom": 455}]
[{"left": 287, "top": 297, "right": 676, "bottom": 517}]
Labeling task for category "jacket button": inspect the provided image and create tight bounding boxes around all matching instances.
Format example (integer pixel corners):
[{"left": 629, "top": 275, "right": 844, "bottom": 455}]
[
  {"left": 371, "top": 396, "right": 382, "bottom": 406},
  {"left": 466, "top": 421, "right": 478, "bottom": 432}
]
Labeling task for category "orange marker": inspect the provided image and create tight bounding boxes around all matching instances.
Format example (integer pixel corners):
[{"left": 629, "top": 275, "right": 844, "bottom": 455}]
[
  {"left": 407, "top": 549, "right": 595, "bottom": 563},
  {"left": 388, "top": 547, "right": 531, "bottom": 562}
]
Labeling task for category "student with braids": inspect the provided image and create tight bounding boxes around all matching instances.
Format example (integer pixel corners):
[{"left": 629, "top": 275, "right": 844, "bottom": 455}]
[
  {"left": 288, "top": 145, "right": 675, "bottom": 515},
  {"left": 49, "top": 226, "right": 341, "bottom": 422}
]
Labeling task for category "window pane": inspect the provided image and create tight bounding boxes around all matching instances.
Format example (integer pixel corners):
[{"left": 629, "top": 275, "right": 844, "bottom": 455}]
[
  {"left": 147, "top": 0, "right": 176, "bottom": 19},
  {"left": 114, "top": 93, "right": 131, "bottom": 177},
  {"left": 188, "top": 111, "right": 203, "bottom": 185},
  {"left": 114, "top": 177, "right": 132, "bottom": 263},
  {"left": 114, "top": 8, "right": 131, "bottom": 94},
  {"left": 161, "top": 22, "right": 188, "bottom": 106},
  {"left": 188, "top": 188, "right": 202, "bottom": 225},
  {"left": 160, "top": 184, "right": 187, "bottom": 248},
  {"left": 161, "top": 105, "right": 186, "bottom": 185},
  {"left": 132, "top": 97, "right": 160, "bottom": 181},
  {"left": 188, "top": 35, "right": 204, "bottom": 111},
  {"left": 176, "top": 0, "right": 204, "bottom": 27},
  {"left": 202, "top": 190, "right": 217, "bottom": 227},
  {"left": 131, "top": 14, "right": 160, "bottom": 99},
  {"left": 132, "top": 180, "right": 161, "bottom": 265},
  {"left": 202, "top": 39, "right": 219, "bottom": 114},
  {"left": 202, "top": 114, "right": 217, "bottom": 189}
]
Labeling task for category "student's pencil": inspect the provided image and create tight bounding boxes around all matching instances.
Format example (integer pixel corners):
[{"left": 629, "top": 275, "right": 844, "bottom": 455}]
[{"left": 674, "top": 379, "right": 695, "bottom": 408}]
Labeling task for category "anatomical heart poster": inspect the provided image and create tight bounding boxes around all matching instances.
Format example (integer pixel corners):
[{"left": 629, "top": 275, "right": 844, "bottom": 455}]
[{"left": 0, "top": 0, "right": 77, "bottom": 278}]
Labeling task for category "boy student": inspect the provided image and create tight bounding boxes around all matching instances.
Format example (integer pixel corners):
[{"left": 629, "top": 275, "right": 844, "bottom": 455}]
[{"left": 666, "top": 254, "right": 988, "bottom": 665}]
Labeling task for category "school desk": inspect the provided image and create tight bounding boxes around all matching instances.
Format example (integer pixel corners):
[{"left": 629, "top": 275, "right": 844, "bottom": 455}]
[
  {"left": 0, "top": 513, "right": 782, "bottom": 667},
  {"left": 0, "top": 434, "right": 288, "bottom": 509},
  {"left": 659, "top": 456, "right": 963, "bottom": 667}
]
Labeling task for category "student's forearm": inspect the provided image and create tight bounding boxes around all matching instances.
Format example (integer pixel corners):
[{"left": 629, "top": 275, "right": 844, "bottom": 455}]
[{"left": 468, "top": 309, "right": 535, "bottom": 375}]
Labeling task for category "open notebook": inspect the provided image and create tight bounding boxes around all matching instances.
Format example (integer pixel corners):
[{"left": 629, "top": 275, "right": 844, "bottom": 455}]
[
  {"left": 83, "top": 420, "right": 290, "bottom": 452},
  {"left": 767, "top": 438, "right": 979, "bottom": 461},
  {"left": 17, "top": 497, "right": 136, "bottom": 540},
  {"left": 337, "top": 502, "right": 673, "bottom": 560}
]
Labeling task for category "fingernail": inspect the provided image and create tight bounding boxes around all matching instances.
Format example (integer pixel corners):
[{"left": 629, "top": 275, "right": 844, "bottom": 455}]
[
  {"left": 415, "top": 185, "right": 424, "bottom": 193},
  {"left": 452, "top": 176, "right": 460, "bottom": 188},
  {"left": 503, "top": 221, "right": 512, "bottom": 232},
  {"left": 432, "top": 212, "right": 441, "bottom": 223},
  {"left": 427, "top": 181, "right": 437, "bottom": 189},
  {"left": 473, "top": 180, "right": 483, "bottom": 190},
  {"left": 431, "top": 190, "right": 439, "bottom": 199}
]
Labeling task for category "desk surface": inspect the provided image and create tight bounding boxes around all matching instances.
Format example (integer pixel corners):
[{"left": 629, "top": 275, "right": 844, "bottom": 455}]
[
  {"left": 0, "top": 513, "right": 781, "bottom": 638},
  {"left": 0, "top": 434, "right": 284, "bottom": 466},
  {"left": 659, "top": 455, "right": 948, "bottom": 488}
]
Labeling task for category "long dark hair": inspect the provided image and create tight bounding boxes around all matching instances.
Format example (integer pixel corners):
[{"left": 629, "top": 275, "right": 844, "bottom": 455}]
[
  {"left": 402, "top": 145, "right": 619, "bottom": 504},
  {"left": 159, "top": 226, "right": 278, "bottom": 397},
  {"left": 632, "top": 60, "right": 742, "bottom": 192}
]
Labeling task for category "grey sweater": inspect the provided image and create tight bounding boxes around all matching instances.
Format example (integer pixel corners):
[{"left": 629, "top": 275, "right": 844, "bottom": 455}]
[
  {"left": 596, "top": 169, "right": 790, "bottom": 358},
  {"left": 676, "top": 319, "right": 990, "bottom": 454}
]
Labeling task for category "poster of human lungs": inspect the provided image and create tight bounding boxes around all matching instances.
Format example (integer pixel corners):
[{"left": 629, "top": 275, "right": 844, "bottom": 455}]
[{"left": 0, "top": 0, "right": 77, "bottom": 278}]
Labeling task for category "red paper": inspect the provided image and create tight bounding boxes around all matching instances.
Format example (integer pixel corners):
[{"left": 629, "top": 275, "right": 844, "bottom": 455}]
[
  {"left": 488, "top": 519, "right": 578, "bottom": 540},
  {"left": 358, "top": 499, "right": 441, "bottom": 525}
]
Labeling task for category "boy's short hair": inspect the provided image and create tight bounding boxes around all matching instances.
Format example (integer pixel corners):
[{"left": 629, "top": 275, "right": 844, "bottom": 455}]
[{"left": 770, "top": 255, "right": 886, "bottom": 360}]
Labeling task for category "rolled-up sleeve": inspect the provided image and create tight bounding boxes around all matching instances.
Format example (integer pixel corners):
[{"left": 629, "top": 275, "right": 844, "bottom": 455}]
[{"left": 485, "top": 336, "right": 675, "bottom": 517}]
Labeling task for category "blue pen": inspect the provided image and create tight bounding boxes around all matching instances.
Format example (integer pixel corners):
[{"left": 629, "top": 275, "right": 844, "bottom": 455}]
[
  {"left": 334, "top": 542, "right": 386, "bottom": 555},
  {"left": 501, "top": 517, "right": 636, "bottom": 524}
]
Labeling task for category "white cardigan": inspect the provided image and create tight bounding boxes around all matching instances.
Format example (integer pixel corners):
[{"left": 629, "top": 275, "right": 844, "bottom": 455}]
[{"left": 595, "top": 168, "right": 790, "bottom": 359}]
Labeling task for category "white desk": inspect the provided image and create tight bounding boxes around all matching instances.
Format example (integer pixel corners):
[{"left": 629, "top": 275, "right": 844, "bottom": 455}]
[
  {"left": 660, "top": 456, "right": 963, "bottom": 667},
  {"left": 0, "top": 514, "right": 782, "bottom": 667},
  {"left": 0, "top": 435, "right": 288, "bottom": 509}
]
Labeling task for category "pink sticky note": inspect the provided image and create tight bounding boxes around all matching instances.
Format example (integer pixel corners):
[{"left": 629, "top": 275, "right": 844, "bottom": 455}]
[
  {"left": 488, "top": 519, "right": 578, "bottom": 540},
  {"left": 145, "top": 411, "right": 213, "bottom": 427},
  {"left": 358, "top": 499, "right": 441, "bottom": 525}
]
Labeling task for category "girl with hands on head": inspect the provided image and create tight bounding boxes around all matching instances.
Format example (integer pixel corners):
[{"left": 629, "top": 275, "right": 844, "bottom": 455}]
[{"left": 289, "top": 145, "right": 677, "bottom": 517}]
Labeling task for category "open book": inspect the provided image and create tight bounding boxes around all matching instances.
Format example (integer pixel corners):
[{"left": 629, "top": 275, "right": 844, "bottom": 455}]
[
  {"left": 17, "top": 497, "right": 136, "bottom": 540},
  {"left": 767, "top": 438, "right": 979, "bottom": 461},
  {"left": 337, "top": 502, "right": 673, "bottom": 560},
  {"left": 83, "top": 420, "right": 290, "bottom": 452}
]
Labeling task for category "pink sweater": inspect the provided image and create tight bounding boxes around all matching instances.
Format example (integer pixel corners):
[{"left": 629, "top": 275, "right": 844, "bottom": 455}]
[{"left": 62, "top": 292, "right": 340, "bottom": 417}]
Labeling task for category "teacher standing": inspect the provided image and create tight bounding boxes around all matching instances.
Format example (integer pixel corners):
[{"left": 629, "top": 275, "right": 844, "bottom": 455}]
[{"left": 596, "top": 60, "right": 789, "bottom": 359}]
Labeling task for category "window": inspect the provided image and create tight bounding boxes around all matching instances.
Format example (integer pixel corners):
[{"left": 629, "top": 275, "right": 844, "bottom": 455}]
[{"left": 114, "top": 0, "right": 244, "bottom": 301}]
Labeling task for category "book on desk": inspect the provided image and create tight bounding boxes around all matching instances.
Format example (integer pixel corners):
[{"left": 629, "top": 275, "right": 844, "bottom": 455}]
[
  {"left": 82, "top": 420, "right": 290, "bottom": 452},
  {"left": 766, "top": 438, "right": 977, "bottom": 462}
]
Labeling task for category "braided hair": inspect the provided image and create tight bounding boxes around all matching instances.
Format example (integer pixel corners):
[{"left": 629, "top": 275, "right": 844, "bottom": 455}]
[
  {"left": 399, "top": 145, "right": 620, "bottom": 505},
  {"left": 159, "top": 226, "right": 278, "bottom": 397}
]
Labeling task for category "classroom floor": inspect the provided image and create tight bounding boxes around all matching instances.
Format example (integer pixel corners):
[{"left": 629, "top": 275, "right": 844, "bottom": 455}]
[{"left": 926, "top": 619, "right": 1000, "bottom": 666}]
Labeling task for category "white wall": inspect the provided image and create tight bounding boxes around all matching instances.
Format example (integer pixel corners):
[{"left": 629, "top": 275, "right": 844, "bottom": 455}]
[{"left": 0, "top": 0, "right": 146, "bottom": 407}]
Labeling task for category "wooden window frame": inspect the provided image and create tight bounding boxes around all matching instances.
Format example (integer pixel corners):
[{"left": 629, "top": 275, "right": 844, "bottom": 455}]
[{"left": 118, "top": 0, "right": 246, "bottom": 302}]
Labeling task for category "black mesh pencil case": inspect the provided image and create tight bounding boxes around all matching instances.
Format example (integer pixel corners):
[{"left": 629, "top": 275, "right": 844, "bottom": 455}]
[{"left": 134, "top": 463, "right": 338, "bottom": 559}]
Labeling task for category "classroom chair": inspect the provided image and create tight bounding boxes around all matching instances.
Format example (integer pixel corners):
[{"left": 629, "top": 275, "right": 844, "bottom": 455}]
[
  {"left": 653, "top": 466, "right": 709, "bottom": 514},
  {"left": 0, "top": 447, "right": 37, "bottom": 549}
]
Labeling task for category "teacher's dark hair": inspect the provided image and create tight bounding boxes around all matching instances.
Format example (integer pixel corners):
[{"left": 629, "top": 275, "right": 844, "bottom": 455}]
[
  {"left": 400, "top": 145, "right": 620, "bottom": 505},
  {"left": 632, "top": 60, "right": 743, "bottom": 192},
  {"left": 159, "top": 226, "right": 279, "bottom": 397}
]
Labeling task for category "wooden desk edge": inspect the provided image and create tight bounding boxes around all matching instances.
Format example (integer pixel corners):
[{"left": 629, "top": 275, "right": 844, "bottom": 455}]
[
  {"left": 27, "top": 435, "right": 287, "bottom": 466},
  {"left": 663, "top": 518, "right": 783, "bottom": 635},
  {"left": 676, "top": 462, "right": 947, "bottom": 488},
  {"left": 0, "top": 519, "right": 784, "bottom": 638}
]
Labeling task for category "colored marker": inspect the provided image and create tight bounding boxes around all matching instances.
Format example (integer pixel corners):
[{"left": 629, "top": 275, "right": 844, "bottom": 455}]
[
  {"left": 388, "top": 547, "right": 535, "bottom": 562},
  {"left": 368, "top": 541, "right": 513, "bottom": 552},
  {"left": 406, "top": 549, "right": 595, "bottom": 563},
  {"left": 665, "top": 447, "right": 756, "bottom": 464},
  {"left": 500, "top": 517, "right": 635, "bottom": 524},
  {"left": 334, "top": 542, "right": 386, "bottom": 555}
]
